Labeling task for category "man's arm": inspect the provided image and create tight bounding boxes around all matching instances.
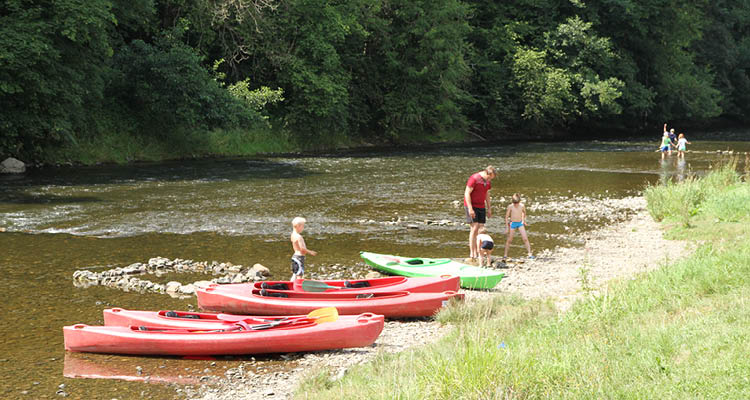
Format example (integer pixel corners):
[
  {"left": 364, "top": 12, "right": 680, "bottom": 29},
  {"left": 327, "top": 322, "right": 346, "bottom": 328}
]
[
  {"left": 464, "top": 185, "right": 475, "bottom": 217},
  {"left": 485, "top": 193, "right": 492, "bottom": 218}
]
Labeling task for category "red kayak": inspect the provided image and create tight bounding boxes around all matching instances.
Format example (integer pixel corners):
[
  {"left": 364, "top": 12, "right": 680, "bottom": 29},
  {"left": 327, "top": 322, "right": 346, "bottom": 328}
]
[
  {"left": 104, "top": 308, "right": 321, "bottom": 330},
  {"left": 234, "top": 275, "right": 460, "bottom": 293},
  {"left": 196, "top": 288, "right": 464, "bottom": 318},
  {"left": 64, "top": 313, "right": 384, "bottom": 356}
]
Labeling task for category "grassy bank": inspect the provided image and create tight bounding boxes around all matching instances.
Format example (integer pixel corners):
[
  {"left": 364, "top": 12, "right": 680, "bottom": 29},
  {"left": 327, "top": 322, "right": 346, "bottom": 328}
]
[
  {"left": 35, "top": 127, "right": 471, "bottom": 166},
  {"left": 39, "top": 128, "right": 300, "bottom": 165},
  {"left": 297, "top": 163, "right": 750, "bottom": 399}
]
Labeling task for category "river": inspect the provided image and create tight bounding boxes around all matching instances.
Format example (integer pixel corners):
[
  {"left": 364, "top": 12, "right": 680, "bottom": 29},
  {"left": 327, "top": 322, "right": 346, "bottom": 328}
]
[{"left": 1, "top": 134, "right": 749, "bottom": 399}]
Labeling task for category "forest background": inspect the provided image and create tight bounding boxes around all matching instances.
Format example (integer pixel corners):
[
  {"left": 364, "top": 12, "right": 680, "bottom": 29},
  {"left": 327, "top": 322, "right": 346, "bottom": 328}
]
[{"left": 2, "top": 0, "right": 749, "bottom": 164}]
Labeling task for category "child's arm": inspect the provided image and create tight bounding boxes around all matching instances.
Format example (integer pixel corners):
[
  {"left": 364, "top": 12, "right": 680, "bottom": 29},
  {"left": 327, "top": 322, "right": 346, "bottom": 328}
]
[{"left": 295, "top": 236, "right": 317, "bottom": 256}]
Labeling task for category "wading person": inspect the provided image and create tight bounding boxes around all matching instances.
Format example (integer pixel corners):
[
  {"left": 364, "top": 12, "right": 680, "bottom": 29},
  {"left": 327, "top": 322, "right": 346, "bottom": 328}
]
[
  {"left": 290, "top": 217, "right": 317, "bottom": 281},
  {"left": 464, "top": 165, "right": 497, "bottom": 260},
  {"left": 504, "top": 193, "right": 533, "bottom": 260},
  {"left": 676, "top": 133, "right": 691, "bottom": 158}
]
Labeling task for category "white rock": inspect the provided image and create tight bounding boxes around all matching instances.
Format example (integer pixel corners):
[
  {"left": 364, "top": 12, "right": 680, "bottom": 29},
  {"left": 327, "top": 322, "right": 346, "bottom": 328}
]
[
  {"left": 165, "top": 281, "right": 181, "bottom": 293},
  {"left": 0, "top": 157, "right": 25, "bottom": 174},
  {"left": 251, "top": 263, "right": 270, "bottom": 277},
  {"left": 178, "top": 284, "right": 196, "bottom": 295}
]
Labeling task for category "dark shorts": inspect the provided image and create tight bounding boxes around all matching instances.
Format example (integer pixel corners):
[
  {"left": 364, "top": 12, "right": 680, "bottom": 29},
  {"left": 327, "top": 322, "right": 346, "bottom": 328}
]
[
  {"left": 291, "top": 255, "right": 305, "bottom": 276},
  {"left": 465, "top": 206, "right": 486, "bottom": 224},
  {"left": 480, "top": 240, "right": 494, "bottom": 250}
]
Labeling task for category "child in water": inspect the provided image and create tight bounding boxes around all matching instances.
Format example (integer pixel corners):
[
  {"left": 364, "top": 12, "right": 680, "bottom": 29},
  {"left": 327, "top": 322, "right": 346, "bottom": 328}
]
[
  {"left": 290, "top": 217, "right": 317, "bottom": 281},
  {"left": 504, "top": 193, "right": 533, "bottom": 260},
  {"left": 660, "top": 132, "right": 672, "bottom": 160},
  {"left": 475, "top": 227, "right": 494, "bottom": 267},
  {"left": 676, "top": 133, "right": 691, "bottom": 158}
]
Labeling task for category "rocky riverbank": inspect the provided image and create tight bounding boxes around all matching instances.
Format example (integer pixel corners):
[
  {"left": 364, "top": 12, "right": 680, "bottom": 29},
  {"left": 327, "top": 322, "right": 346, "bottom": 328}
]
[{"left": 183, "top": 197, "right": 690, "bottom": 400}]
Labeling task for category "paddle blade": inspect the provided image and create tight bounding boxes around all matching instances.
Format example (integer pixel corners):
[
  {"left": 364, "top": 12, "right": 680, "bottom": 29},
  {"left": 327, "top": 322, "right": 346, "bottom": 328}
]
[
  {"left": 307, "top": 307, "right": 338, "bottom": 324},
  {"left": 301, "top": 280, "right": 340, "bottom": 292}
]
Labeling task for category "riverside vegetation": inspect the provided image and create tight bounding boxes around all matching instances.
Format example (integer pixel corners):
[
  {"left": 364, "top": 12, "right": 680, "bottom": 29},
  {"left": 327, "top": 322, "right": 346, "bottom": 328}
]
[
  {"left": 3, "top": 1, "right": 750, "bottom": 164},
  {"left": 296, "top": 161, "right": 750, "bottom": 399}
]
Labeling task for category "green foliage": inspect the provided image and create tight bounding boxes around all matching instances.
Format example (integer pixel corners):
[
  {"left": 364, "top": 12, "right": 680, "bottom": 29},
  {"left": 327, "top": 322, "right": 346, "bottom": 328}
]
[
  {"left": 2, "top": 0, "right": 750, "bottom": 162},
  {"left": 511, "top": 17, "right": 624, "bottom": 128},
  {"left": 109, "top": 32, "right": 261, "bottom": 135},
  {"left": 0, "top": 0, "right": 115, "bottom": 158}
]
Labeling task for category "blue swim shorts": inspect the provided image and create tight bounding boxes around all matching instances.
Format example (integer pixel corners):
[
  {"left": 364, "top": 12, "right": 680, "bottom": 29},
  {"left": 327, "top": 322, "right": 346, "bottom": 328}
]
[{"left": 510, "top": 221, "right": 524, "bottom": 229}]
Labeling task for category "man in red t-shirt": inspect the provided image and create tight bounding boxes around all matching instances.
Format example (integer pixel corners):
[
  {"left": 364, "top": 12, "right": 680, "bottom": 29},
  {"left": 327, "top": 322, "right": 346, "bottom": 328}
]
[{"left": 464, "top": 166, "right": 497, "bottom": 260}]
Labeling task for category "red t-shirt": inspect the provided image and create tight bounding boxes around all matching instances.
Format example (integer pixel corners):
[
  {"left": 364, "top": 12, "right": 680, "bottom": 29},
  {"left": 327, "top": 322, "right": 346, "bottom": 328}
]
[{"left": 464, "top": 172, "right": 491, "bottom": 208}]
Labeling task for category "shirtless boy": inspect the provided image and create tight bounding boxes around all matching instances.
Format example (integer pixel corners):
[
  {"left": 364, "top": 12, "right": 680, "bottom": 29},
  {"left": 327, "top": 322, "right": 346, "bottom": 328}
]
[
  {"left": 290, "top": 217, "right": 317, "bottom": 281},
  {"left": 504, "top": 193, "right": 533, "bottom": 260}
]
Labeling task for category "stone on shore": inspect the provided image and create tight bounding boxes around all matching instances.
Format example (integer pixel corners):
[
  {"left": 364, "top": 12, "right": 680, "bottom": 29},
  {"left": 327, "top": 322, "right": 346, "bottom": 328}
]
[
  {"left": 250, "top": 263, "right": 270, "bottom": 277},
  {"left": 364, "top": 271, "right": 382, "bottom": 279},
  {"left": 0, "top": 157, "right": 25, "bottom": 174},
  {"left": 165, "top": 281, "right": 181, "bottom": 294}
]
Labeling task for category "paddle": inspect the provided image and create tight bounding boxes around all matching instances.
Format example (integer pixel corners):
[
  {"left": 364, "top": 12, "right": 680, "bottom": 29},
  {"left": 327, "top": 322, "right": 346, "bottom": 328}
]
[
  {"left": 217, "top": 307, "right": 339, "bottom": 324},
  {"left": 301, "top": 280, "right": 343, "bottom": 292},
  {"left": 301, "top": 280, "right": 373, "bottom": 292},
  {"left": 242, "top": 307, "right": 339, "bottom": 330}
]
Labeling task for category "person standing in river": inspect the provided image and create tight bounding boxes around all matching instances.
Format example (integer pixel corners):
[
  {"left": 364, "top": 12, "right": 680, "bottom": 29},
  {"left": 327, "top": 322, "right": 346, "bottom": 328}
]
[
  {"left": 464, "top": 166, "right": 497, "bottom": 260},
  {"left": 504, "top": 193, "right": 533, "bottom": 260},
  {"left": 290, "top": 217, "right": 317, "bottom": 281}
]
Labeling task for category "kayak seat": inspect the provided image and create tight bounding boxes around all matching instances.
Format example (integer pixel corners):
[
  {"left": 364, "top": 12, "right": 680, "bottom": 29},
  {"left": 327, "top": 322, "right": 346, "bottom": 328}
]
[
  {"left": 261, "top": 282, "right": 290, "bottom": 290},
  {"left": 259, "top": 289, "right": 289, "bottom": 298},
  {"left": 165, "top": 311, "right": 200, "bottom": 319},
  {"left": 356, "top": 293, "right": 374, "bottom": 299},
  {"left": 405, "top": 259, "right": 425, "bottom": 265},
  {"left": 344, "top": 281, "right": 371, "bottom": 288}
]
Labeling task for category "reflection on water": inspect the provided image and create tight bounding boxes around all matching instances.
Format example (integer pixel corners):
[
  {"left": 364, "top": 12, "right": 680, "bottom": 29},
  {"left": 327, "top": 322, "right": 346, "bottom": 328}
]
[{"left": 1, "top": 137, "right": 749, "bottom": 398}]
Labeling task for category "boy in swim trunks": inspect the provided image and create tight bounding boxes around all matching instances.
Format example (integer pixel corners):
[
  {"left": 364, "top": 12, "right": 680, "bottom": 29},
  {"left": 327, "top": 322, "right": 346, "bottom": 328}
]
[
  {"left": 476, "top": 227, "right": 495, "bottom": 267},
  {"left": 290, "top": 217, "right": 317, "bottom": 281},
  {"left": 504, "top": 193, "right": 533, "bottom": 260}
]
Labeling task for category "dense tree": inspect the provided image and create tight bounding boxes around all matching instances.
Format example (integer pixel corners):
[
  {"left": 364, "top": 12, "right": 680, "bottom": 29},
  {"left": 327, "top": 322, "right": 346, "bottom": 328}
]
[{"left": 1, "top": 0, "right": 749, "bottom": 161}]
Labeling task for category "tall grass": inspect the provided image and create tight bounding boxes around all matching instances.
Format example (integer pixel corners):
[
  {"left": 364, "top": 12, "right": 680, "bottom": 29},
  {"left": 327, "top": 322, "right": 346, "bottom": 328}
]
[
  {"left": 297, "top": 165, "right": 750, "bottom": 400},
  {"left": 644, "top": 158, "right": 741, "bottom": 226}
]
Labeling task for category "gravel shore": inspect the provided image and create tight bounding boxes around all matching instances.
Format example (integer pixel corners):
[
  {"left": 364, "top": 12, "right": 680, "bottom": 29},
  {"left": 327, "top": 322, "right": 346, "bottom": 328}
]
[{"left": 188, "top": 197, "right": 690, "bottom": 400}]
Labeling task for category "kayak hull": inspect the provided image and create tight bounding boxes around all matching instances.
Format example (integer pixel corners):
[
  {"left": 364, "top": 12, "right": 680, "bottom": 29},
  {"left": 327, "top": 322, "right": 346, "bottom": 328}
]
[
  {"left": 241, "top": 275, "right": 460, "bottom": 293},
  {"left": 64, "top": 313, "right": 384, "bottom": 356},
  {"left": 360, "top": 251, "right": 504, "bottom": 289},
  {"left": 196, "top": 288, "right": 463, "bottom": 318}
]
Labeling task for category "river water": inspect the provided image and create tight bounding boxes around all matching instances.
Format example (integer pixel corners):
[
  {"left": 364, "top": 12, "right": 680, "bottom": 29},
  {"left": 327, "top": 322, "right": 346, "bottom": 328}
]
[{"left": 1, "top": 135, "right": 749, "bottom": 399}]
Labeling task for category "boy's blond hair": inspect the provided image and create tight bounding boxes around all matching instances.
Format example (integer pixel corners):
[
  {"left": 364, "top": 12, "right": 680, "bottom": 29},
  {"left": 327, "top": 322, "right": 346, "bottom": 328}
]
[
  {"left": 292, "top": 217, "right": 306, "bottom": 227},
  {"left": 512, "top": 193, "right": 521, "bottom": 203},
  {"left": 478, "top": 227, "right": 487, "bottom": 234}
]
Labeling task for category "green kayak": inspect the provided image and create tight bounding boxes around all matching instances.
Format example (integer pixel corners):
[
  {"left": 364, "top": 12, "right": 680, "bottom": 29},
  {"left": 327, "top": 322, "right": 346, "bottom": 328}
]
[{"left": 360, "top": 251, "right": 504, "bottom": 290}]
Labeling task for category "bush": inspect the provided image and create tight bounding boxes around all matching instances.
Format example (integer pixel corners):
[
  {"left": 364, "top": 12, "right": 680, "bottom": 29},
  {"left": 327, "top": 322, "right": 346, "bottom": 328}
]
[{"left": 109, "top": 35, "right": 262, "bottom": 137}]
